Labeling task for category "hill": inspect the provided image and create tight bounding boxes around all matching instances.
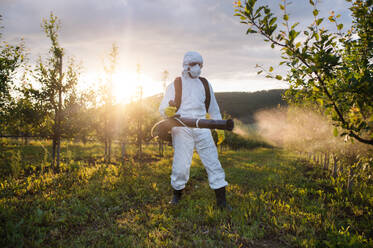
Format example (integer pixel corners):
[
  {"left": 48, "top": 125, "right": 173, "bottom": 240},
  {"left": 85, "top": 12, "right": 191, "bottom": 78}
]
[
  {"left": 215, "top": 89, "right": 287, "bottom": 123},
  {"left": 148, "top": 89, "right": 287, "bottom": 124}
]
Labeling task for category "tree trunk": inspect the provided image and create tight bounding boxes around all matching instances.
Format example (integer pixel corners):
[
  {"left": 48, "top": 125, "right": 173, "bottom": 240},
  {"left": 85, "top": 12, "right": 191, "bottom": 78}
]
[
  {"left": 121, "top": 142, "right": 126, "bottom": 163},
  {"left": 347, "top": 166, "right": 355, "bottom": 193},
  {"left": 315, "top": 153, "right": 319, "bottom": 165},
  {"left": 56, "top": 135, "right": 61, "bottom": 169},
  {"left": 323, "top": 153, "right": 329, "bottom": 170},
  {"left": 137, "top": 120, "right": 142, "bottom": 158},
  {"left": 339, "top": 163, "right": 344, "bottom": 174},
  {"left": 52, "top": 137, "right": 56, "bottom": 169},
  {"left": 108, "top": 138, "right": 111, "bottom": 163},
  {"left": 312, "top": 153, "right": 316, "bottom": 164},
  {"left": 104, "top": 139, "right": 108, "bottom": 163},
  {"left": 56, "top": 55, "right": 63, "bottom": 171},
  {"left": 56, "top": 136, "right": 61, "bottom": 169},
  {"left": 332, "top": 155, "right": 339, "bottom": 178},
  {"left": 158, "top": 139, "right": 163, "bottom": 157}
]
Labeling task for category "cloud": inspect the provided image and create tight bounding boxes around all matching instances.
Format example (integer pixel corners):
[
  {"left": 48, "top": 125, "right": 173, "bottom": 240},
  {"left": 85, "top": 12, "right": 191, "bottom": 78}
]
[{"left": 1, "top": 0, "right": 353, "bottom": 93}]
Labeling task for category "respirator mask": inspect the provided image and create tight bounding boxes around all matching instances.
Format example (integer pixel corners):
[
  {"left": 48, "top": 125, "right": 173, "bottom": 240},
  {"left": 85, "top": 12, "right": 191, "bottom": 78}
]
[{"left": 186, "top": 62, "right": 202, "bottom": 78}]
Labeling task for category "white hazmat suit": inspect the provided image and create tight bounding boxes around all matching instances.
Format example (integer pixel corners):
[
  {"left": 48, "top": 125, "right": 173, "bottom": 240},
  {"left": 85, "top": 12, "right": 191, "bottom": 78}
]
[{"left": 159, "top": 51, "right": 228, "bottom": 191}]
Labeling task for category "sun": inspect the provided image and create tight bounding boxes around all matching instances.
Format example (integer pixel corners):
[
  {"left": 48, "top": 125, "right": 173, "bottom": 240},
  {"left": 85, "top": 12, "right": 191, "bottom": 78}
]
[
  {"left": 111, "top": 71, "right": 138, "bottom": 103},
  {"left": 111, "top": 71, "right": 164, "bottom": 103},
  {"left": 79, "top": 69, "right": 164, "bottom": 105}
]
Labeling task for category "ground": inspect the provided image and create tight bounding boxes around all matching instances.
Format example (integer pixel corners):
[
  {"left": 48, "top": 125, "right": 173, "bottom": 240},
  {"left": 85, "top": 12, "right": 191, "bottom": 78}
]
[{"left": 1, "top": 143, "right": 372, "bottom": 247}]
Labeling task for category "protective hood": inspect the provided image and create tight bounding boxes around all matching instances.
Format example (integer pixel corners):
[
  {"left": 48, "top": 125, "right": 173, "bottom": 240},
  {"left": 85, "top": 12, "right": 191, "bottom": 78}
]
[{"left": 182, "top": 51, "right": 203, "bottom": 78}]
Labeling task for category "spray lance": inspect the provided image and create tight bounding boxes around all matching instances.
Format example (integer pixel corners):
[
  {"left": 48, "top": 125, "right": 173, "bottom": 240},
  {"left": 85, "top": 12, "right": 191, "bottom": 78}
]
[{"left": 151, "top": 100, "right": 234, "bottom": 143}]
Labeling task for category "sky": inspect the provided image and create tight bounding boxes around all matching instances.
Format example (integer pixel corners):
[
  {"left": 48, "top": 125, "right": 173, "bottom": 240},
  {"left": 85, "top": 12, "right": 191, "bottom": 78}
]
[{"left": 1, "top": 0, "right": 352, "bottom": 102}]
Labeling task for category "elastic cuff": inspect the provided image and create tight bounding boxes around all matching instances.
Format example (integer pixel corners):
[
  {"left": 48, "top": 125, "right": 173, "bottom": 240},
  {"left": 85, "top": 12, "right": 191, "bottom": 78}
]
[
  {"left": 210, "top": 181, "right": 228, "bottom": 190},
  {"left": 171, "top": 184, "right": 186, "bottom": 191}
]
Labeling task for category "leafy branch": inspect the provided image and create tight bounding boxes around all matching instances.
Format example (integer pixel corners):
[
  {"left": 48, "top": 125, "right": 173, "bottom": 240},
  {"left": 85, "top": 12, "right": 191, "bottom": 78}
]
[{"left": 234, "top": 0, "right": 373, "bottom": 145}]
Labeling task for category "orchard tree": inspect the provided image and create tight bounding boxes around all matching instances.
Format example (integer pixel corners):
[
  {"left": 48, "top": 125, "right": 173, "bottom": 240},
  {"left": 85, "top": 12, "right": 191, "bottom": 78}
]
[
  {"left": 235, "top": 0, "right": 373, "bottom": 145},
  {"left": 63, "top": 88, "right": 96, "bottom": 143},
  {"left": 96, "top": 43, "right": 118, "bottom": 163},
  {"left": 117, "top": 103, "right": 131, "bottom": 163},
  {"left": 33, "top": 13, "right": 79, "bottom": 170},
  {"left": 5, "top": 90, "right": 46, "bottom": 143},
  {"left": 0, "top": 14, "right": 24, "bottom": 128}
]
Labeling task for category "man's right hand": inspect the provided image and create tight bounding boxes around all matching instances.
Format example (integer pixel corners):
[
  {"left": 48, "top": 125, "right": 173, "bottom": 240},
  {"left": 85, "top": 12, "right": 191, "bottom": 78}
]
[{"left": 165, "top": 106, "right": 177, "bottom": 117}]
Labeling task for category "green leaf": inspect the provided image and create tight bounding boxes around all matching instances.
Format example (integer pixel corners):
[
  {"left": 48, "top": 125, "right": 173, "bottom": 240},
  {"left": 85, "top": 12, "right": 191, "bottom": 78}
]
[
  {"left": 315, "top": 33, "right": 320, "bottom": 40},
  {"left": 309, "top": 0, "right": 315, "bottom": 6},
  {"left": 283, "top": 14, "right": 289, "bottom": 21},
  {"left": 269, "top": 17, "right": 277, "bottom": 26},
  {"left": 289, "top": 30, "right": 296, "bottom": 40},
  {"left": 291, "top": 22, "right": 299, "bottom": 29},
  {"left": 275, "top": 75, "right": 282, "bottom": 80},
  {"left": 269, "top": 66, "right": 274, "bottom": 72},
  {"left": 279, "top": 4, "right": 285, "bottom": 10},
  {"left": 257, "top": 70, "right": 263, "bottom": 75},
  {"left": 333, "top": 127, "right": 338, "bottom": 137},
  {"left": 313, "top": 9, "right": 319, "bottom": 16},
  {"left": 271, "top": 43, "right": 275, "bottom": 48},
  {"left": 337, "top": 24, "right": 343, "bottom": 30},
  {"left": 316, "top": 18, "right": 323, "bottom": 25},
  {"left": 296, "top": 42, "right": 301, "bottom": 48},
  {"left": 246, "top": 28, "right": 257, "bottom": 34}
]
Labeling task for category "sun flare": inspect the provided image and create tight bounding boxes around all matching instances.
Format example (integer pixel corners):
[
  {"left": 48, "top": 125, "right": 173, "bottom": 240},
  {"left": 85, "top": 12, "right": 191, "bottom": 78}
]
[
  {"left": 80, "top": 70, "right": 165, "bottom": 104},
  {"left": 111, "top": 71, "right": 163, "bottom": 103}
]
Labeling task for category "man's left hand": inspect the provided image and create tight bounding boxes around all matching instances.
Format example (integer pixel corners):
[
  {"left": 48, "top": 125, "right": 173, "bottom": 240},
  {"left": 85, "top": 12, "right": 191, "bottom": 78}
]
[{"left": 216, "top": 130, "right": 225, "bottom": 145}]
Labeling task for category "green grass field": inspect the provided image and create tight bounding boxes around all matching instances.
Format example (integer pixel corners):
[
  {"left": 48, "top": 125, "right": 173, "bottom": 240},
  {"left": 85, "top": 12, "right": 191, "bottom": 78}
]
[{"left": 1, "top": 142, "right": 372, "bottom": 247}]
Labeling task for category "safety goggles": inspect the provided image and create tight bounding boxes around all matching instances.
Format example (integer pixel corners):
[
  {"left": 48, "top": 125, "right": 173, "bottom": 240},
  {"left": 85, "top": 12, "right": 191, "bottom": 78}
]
[{"left": 188, "top": 62, "right": 202, "bottom": 67}]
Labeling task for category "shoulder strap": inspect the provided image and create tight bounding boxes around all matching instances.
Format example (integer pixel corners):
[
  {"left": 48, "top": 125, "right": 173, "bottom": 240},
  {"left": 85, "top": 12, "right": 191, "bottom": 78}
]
[
  {"left": 173, "top": 77, "right": 182, "bottom": 111},
  {"left": 172, "top": 76, "right": 211, "bottom": 113},
  {"left": 199, "top": 77, "right": 211, "bottom": 112}
]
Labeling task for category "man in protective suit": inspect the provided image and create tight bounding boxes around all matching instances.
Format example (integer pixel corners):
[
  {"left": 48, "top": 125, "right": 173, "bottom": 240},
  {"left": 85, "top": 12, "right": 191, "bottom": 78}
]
[{"left": 159, "top": 51, "right": 231, "bottom": 210}]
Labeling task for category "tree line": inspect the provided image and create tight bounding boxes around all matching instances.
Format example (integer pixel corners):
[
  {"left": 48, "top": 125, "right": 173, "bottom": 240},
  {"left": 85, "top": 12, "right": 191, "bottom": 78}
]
[
  {"left": 0, "top": 13, "right": 163, "bottom": 171},
  {"left": 1, "top": 13, "right": 268, "bottom": 176}
]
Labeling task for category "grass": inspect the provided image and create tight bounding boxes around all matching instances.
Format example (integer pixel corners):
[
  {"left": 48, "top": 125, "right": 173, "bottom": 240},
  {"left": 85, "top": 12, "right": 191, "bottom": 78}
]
[{"left": 0, "top": 141, "right": 372, "bottom": 247}]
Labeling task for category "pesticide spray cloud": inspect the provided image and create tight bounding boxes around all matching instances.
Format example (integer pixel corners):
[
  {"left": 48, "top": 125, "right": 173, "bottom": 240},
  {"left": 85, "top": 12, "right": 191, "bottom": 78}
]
[
  {"left": 232, "top": 118, "right": 260, "bottom": 139},
  {"left": 254, "top": 107, "right": 372, "bottom": 157}
]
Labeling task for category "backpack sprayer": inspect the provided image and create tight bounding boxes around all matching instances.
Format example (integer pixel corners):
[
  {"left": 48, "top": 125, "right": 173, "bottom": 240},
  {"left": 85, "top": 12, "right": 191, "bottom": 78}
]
[{"left": 151, "top": 100, "right": 234, "bottom": 143}]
